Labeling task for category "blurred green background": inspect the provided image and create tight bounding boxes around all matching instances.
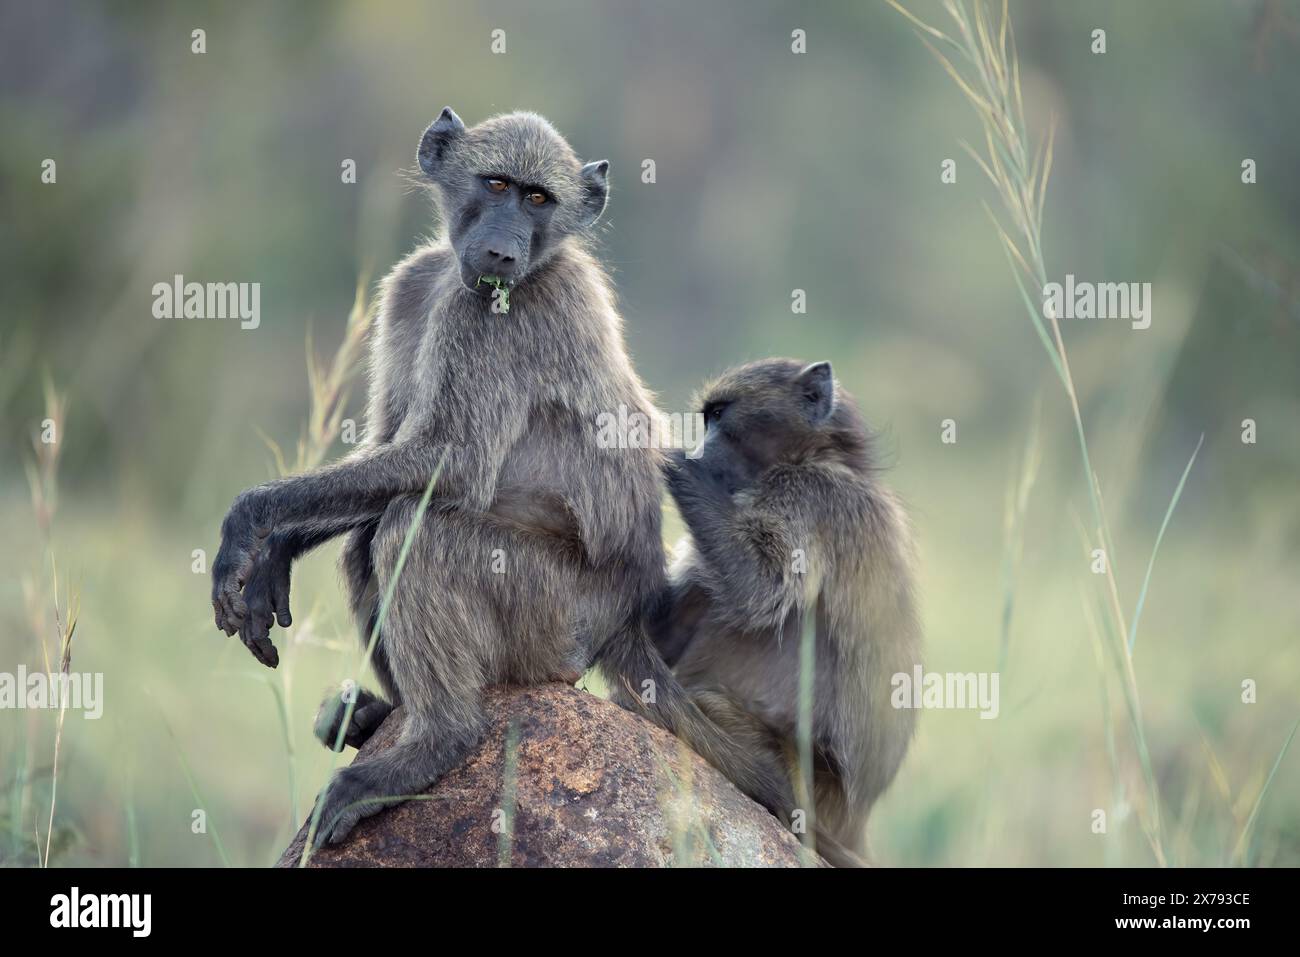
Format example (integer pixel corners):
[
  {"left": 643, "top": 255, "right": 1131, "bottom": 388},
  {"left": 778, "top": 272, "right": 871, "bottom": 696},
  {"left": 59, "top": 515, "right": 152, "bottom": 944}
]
[{"left": 2, "top": 0, "right": 1298, "bottom": 867}]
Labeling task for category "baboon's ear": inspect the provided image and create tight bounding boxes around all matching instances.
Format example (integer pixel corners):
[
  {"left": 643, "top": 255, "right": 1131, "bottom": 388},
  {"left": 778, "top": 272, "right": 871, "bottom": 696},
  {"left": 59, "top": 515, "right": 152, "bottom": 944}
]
[
  {"left": 578, "top": 160, "right": 610, "bottom": 227},
  {"left": 418, "top": 107, "right": 466, "bottom": 178},
  {"left": 796, "top": 361, "right": 836, "bottom": 423}
]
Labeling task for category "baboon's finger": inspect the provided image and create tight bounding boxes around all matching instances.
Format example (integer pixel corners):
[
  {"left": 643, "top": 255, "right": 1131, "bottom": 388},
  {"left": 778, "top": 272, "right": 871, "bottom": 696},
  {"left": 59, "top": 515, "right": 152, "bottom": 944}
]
[
  {"left": 211, "top": 542, "right": 253, "bottom": 630},
  {"left": 222, "top": 592, "right": 246, "bottom": 630},
  {"left": 215, "top": 587, "right": 243, "bottom": 633},
  {"left": 239, "top": 617, "right": 279, "bottom": 668},
  {"left": 271, "top": 577, "right": 292, "bottom": 628},
  {"left": 662, "top": 447, "right": 688, "bottom": 474}
]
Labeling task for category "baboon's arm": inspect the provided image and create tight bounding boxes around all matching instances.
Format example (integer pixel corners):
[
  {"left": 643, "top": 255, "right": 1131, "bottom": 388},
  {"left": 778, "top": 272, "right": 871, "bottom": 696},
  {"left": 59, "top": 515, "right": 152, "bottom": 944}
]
[
  {"left": 212, "top": 439, "right": 495, "bottom": 634},
  {"left": 667, "top": 458, "right": 819, "bottom": 636},
  {"left": 266, "top": 517, "right": 374, "bottom": 564}
]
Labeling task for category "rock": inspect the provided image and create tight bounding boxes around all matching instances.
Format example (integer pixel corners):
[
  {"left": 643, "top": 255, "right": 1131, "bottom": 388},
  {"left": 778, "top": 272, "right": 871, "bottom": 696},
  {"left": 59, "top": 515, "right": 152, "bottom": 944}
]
[{"left": 277, "top": 682, "right": 813, "bottom": 867}]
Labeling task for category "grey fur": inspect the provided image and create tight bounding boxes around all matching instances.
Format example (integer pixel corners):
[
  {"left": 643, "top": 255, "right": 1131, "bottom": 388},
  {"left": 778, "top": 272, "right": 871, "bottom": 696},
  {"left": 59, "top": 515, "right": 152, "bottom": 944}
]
[
  {"left": 210, "top": 110, "right": 792, "bottom": 847},
  {"left": 653, "top": 359, "right": 923, "bottom": 866}
]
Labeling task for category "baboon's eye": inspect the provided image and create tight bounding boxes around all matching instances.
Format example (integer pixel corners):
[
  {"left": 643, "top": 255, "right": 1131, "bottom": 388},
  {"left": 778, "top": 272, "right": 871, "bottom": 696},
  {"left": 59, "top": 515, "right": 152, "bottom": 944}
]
[
  {"left": 526, "top": 190, "right": 549, "bottom": 206},
  {"left": 485, "top": 178, "right": 509, "bottom": 192},
  {"left": 704, "top": 402, "right": 729, "bottom": 426}
]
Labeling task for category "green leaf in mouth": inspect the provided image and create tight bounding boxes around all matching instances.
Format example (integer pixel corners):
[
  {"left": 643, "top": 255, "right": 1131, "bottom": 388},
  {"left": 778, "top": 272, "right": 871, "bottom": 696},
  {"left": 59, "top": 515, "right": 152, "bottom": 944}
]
[{"left": 476, "top": 275, "right": 510, "bottom": 313}]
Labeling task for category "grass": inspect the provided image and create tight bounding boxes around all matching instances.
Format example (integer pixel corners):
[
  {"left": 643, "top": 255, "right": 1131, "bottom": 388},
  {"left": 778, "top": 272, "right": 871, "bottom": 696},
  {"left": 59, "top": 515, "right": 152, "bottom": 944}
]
[
  {"left": 1127, "top": 434, "right": 1204, "bottom": 654},
  {"left": 887, "top": 0, "right": 1162, "bottom": 860},
  {"left": 38, "top": 564, "right": 77, "bottom": 868},
  {"left": 893, "top": 0, "right": 1175, "bottom": 862},
  {"left": 10, "top": 377, "right": 82, "bottom": 868},
  {"left": 795, "top": 608, "right": 818, "bottom": 864},
  {"left": 888, "top": 0, "right": 1296, "bottom": 867},
  {"left": 0, "top": 276, "right": 385, "bottom": 869},
  {"left": 164, "top": 715, "right": 231, "bottom": 867},
  {"left": 258, "top": 276, "right": 377, "bottom": 477},
  {"left": 652, "top": 741, "right": 726, "bottom": 866},
  {"left": 24, "top": 374, "right": 65, "bottom": 539},
  {"left": 1231, "top": 718, "right": 1299, "bottom": 866},
  {"left": 998, "top": 397, "right": 1041, "bottom": 676},
  {"left": 496, "top": 721, "right": 519, "bottom": 867}
]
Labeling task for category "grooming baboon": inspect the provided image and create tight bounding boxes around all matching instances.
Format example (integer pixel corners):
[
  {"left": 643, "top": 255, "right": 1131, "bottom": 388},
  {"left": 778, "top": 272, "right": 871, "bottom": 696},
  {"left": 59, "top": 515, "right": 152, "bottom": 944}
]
[
  {"left": 210, "top": 108, "right": 792, "bottom": 846},
  {"left": 651, "top": 359, "right": 922, "bottom": 866}
]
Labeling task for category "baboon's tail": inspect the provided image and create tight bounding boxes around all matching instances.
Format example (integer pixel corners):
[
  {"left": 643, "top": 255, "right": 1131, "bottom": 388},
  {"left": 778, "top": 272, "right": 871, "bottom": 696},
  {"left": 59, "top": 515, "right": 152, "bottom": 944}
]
[
  {"left": 813, "top": 829, "right": 870, "bottom": 868},
  {"left": 596, "top": 617, "right": 795, "bottom": 820}
]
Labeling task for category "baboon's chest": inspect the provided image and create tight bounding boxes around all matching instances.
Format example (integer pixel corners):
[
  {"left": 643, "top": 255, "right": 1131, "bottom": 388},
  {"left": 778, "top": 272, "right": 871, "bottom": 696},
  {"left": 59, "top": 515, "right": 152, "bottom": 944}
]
[
  {"left": 381, "top": 301, "right": 569, "bottom": 445},
  {"left": 438, "top": 315, "right": 541, "bottom": 403}
]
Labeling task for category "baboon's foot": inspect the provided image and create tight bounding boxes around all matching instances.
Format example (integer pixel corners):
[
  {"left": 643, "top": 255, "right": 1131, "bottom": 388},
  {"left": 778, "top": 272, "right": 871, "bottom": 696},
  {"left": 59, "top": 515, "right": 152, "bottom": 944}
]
[{"left": 313, "top": 683, "right": 393, "bottom": 752}]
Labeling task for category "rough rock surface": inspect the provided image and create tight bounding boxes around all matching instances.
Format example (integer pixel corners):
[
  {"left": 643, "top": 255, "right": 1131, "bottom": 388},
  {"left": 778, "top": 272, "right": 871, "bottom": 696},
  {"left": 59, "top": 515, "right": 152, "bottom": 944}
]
[{"left": 277, "top": 683, "right": 811, "bottom": 867}]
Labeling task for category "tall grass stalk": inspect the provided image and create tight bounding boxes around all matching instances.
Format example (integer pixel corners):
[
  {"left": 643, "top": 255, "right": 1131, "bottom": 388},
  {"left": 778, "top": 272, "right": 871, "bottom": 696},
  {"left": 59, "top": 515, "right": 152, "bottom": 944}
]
[
  {"left": 1070, "top": 511, "right": 1165, "bottom": 863},
  {"left": 163, "top": 718, "right": 231, "bottom": 867},
  {"left": 795, "top": 611, "right": 817, "bottom": 865},
  {"left": 25, "top": 374, "right": 66, "bottom": 538},
  {"left": 886, "top": 0, "right": 1213, "bottom": 866},
  {"left": 1127, "top": 433, "right": 1203, "bottom": 652},
  {"left": 496, "top": 721, "right": 520, "bottom": 867},
  {"left": 41, "top": 567, "right": 78, "bottom": 868},
  {"left": 650, "top": 743, "right": 724, "bottom": 866},
  {"left": 21, "top": 376, "right": 80, "bottom": 867},
  {"left": 1079, "top": 590, "right": 1122, "bottom": 867},
  {"left": 124, "top": 789, "right": 141, "bottom": 868},
  {"left": 1231, "top": 718, "right": 1299, "bottom": 865},
  {"left": 225, "top": 670, "right": 300, "bottom": 842},
  {"left": 997, "top": 398, "right": 1041, "bottom": 675},
  {"left": 658, "top": 741, "right": 699, "bottom": 865},
  {"left": 268, "top": 676, "right": 299, "bottom": 833},
  {"left": 259, "top": 276, "right": 377, "bottom": 477}
]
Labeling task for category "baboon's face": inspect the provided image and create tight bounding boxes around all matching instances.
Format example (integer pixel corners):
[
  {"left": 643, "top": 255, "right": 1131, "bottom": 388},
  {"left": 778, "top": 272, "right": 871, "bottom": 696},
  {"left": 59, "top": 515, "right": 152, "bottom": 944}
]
[
  {"left": 452, "top": 174, "right": 558, "bottom": 290},
  {"left": 691, "top": 360, "right": 837, "bottom": 483},
  {"left": 417, "top": 107, "right": 610, "bottom": 294}
]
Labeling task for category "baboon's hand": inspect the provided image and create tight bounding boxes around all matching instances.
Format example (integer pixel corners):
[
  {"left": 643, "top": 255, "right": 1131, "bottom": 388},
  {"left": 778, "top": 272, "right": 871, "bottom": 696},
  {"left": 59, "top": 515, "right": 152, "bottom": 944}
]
[
  {"left": 313, "top": 684, "right": 393, "bottom": 751},
  {"left": 236, "top": 544, "right": 293, "bottom": 668},
  {"left": 664, "top": 447, "right": 717, "bottom": 487},
  {"left": 664, "top": 448, "right": 731, "bottom": 511},
  {"left": 211, "top": 492, "right": 271, "bottom": 637},
  {"left": 662, "top": 447, "right": 689, "bottom": 475},
  {"left": 662, "top": 448, "right": 697, "bottom": 497}
]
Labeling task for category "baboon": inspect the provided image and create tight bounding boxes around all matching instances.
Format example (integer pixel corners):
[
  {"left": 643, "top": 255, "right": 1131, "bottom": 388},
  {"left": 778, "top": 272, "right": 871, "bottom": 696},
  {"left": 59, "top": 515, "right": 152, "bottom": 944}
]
[
  {"left": 651, "top": 358, "right": 922, "bottom": 866},
  {"left": 210, "top": 109, "right": 792, "bottom": 846}
]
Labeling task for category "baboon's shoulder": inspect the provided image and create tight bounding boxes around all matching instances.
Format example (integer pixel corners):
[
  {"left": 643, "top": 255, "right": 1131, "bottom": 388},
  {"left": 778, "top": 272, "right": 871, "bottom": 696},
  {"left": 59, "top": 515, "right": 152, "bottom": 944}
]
[{"left": 380, "top": 242, "right": 455, "bottom": 323}]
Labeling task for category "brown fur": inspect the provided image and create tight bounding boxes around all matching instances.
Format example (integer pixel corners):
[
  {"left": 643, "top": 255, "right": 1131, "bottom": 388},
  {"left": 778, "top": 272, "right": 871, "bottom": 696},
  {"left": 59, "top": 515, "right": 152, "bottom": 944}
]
[{"left": 654, "top": 358, "right": 923, "bottom": 864}]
